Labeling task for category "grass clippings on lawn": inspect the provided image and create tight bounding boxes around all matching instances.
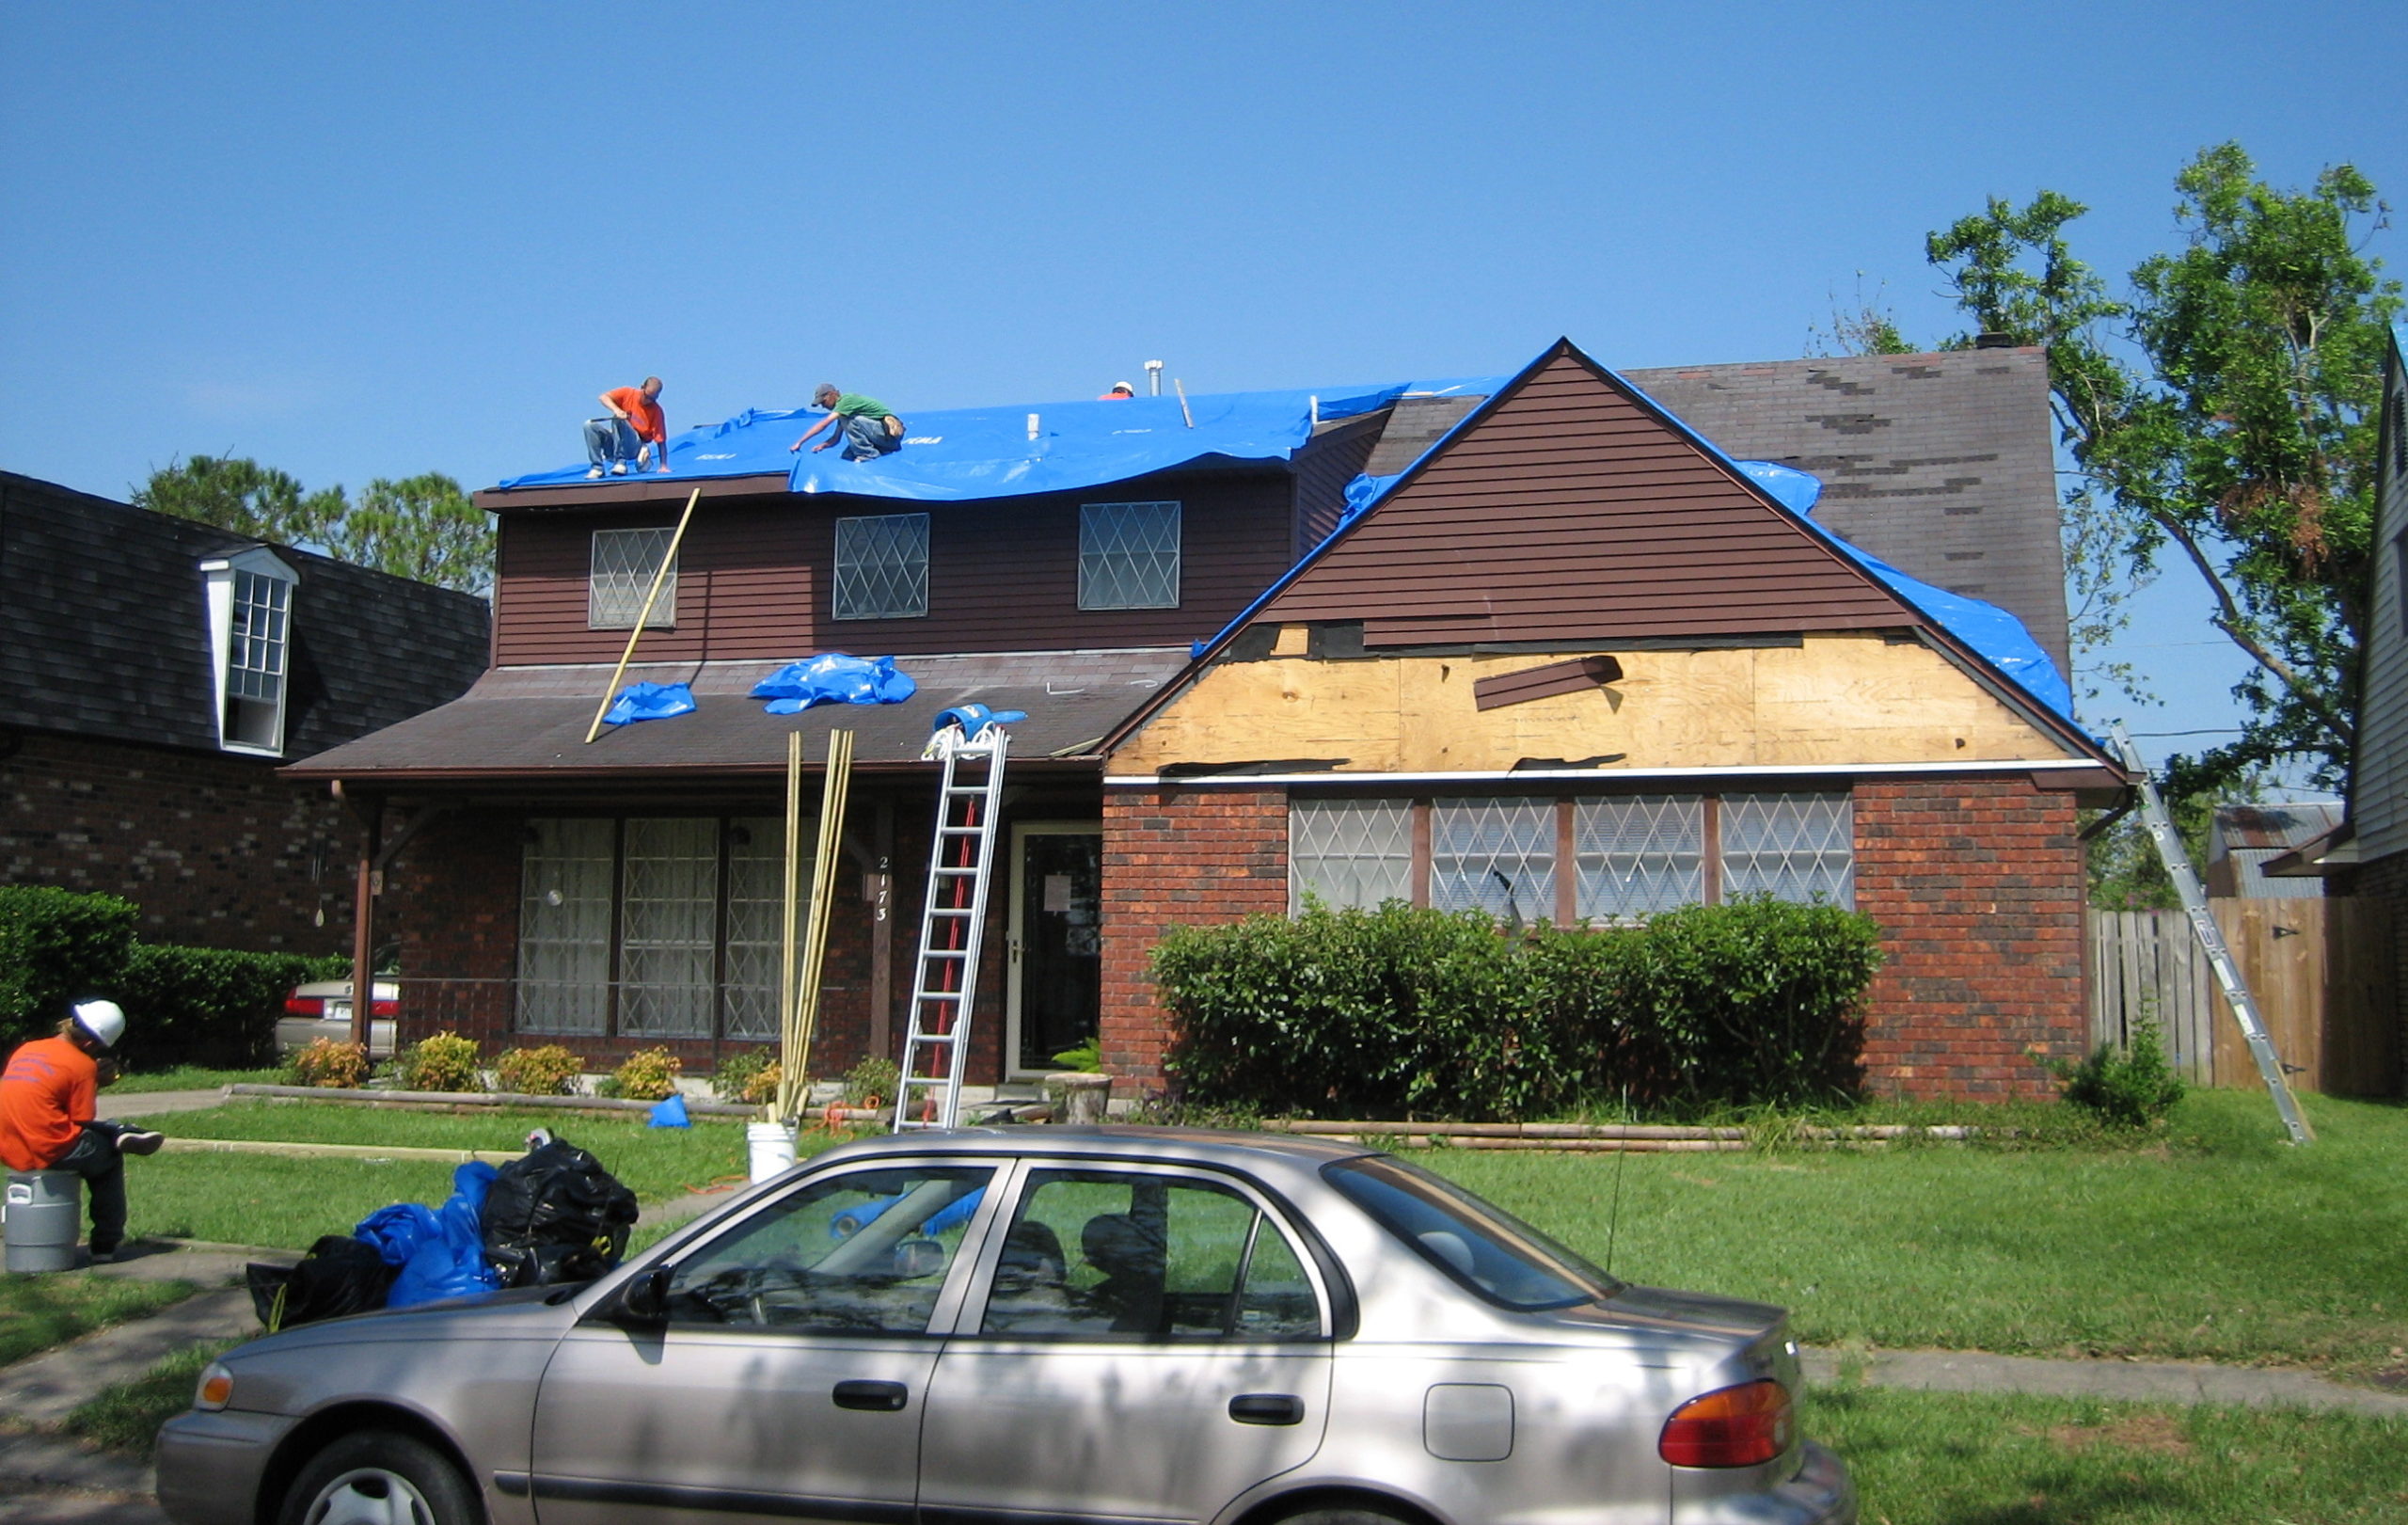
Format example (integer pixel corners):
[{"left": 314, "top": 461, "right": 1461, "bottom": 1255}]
[
  {"left": 1812, "top": 1386, "right": 2408, "bottom": 1524},
  {"left": 1424, "top": 1089, "right": 2408, "bottom": 1384},
  {"left": 0, "top": 1274, "right": 197, "bottom": 1369}
]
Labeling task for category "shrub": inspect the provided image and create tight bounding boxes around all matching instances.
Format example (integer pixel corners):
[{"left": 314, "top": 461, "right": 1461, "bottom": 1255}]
[
  {"left": 844, "top": 1055, "right": 900, "bottom": 1107},
  {"left": 0, "top": 886, "right": 139, "bottom": 1050},
  {"left": 117, "top": 945, "right": 346, "bottom": 1071},
  {"left": 495, "top": 1044, "right": 583, "bottom": 1096},
  {"left": 288, "top": 1038, "right": 369, "bottom": 1088},
  {"left": 2053, "top": 1011, "right": 2184, "bottom": 1127},
  {"left": 1153, "top": 897, "right": 1881, "bottom": 1120},
  {"left": 1049, "top": 1039, "right": 1102, "bottom": 1072},
  {"left": 397, "top": 1031, "right": 484, "bottom": 1093},
  {"left": 605, "top": 1046, "right": 683, "bottom": 1102},
  {"left": 713, "top": 1050, "right": 783, "bottom": 1105}
]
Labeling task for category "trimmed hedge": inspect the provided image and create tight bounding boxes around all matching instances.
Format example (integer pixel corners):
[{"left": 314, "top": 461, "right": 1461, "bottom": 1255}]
[
  {"left": 1, "top": 884, "right": 343, "bottom": 1068},
  {"left": 1152, "top": 897, "right": 1881, "bottom": 1120}
]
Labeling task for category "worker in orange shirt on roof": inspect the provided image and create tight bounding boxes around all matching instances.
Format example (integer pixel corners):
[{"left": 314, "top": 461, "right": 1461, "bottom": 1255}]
[
  {"left": 584, "top": 376, "right": 670, "bottom": 478},
  {"left": 1098, "top": 381, "right": 1136, "bottom": 400}
]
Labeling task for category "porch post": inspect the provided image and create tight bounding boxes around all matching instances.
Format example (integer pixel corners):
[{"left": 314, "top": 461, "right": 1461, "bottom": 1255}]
[
  {"left": 347, "top": 791, "right": 383, "bottom": 1054},
  {"left": 869, "top": 798, "right": 895, "bottom": 1060}
]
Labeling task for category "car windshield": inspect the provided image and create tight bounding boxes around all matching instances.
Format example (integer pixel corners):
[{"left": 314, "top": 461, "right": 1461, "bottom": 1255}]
[{"left": 1323, "top": 1154, "right": 1623, "bottom": 1311}]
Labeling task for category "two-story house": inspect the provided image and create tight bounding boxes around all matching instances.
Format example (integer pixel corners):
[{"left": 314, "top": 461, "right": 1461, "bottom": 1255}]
[
  {"left": 1, "top": 470, "right": 491, "bottom": 951},
  {"left": 290, "top": 340, "right": 2119, "bottom": 1099}
]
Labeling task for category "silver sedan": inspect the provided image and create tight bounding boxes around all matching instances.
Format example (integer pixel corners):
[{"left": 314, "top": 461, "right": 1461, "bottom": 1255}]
[{"left": 157, "top": 1128, "right": 1853, "bottom": 1525}]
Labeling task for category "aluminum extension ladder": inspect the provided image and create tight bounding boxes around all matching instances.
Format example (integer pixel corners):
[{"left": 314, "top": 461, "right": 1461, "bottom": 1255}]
[
  {"left": 894, "top": 723, "right": 1011, "bottom": 1131},
  {"left": 2107, "top": 722, "right": 2312, "bottom": 1144}
]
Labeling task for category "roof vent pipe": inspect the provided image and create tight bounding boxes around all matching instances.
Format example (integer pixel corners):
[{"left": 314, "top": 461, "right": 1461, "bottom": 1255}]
[
  {"left": 1972, "top": 331, "right": 2017, "bottom": 350},
  {"left": 1145, "top": 360, "right": 1164, "bottom": 396},
  {"left": 1027, "top": 413, "right": 1040, "bottom": 441}
]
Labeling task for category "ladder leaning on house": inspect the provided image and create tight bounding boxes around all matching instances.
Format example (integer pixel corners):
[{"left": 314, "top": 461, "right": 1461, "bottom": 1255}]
[{"left": 894, "top": 721, "right": 1012, "bottom": 1132}]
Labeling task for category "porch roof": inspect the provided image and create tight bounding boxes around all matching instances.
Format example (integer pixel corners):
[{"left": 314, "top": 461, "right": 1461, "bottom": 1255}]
[{"left": 281, "top": 648, "right": 1190, "bottom": 782}]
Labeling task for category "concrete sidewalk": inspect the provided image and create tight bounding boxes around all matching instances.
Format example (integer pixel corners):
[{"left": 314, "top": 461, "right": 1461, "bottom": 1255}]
[
  {"left": 1800, "top": 1344, "right": 2408, "bottom": 1416},
  {"left": 97, "top": 1090, "right": 231, "bottom": 1120}
]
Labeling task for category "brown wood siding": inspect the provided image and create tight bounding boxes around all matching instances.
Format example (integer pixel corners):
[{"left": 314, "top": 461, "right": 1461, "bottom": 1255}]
[
  {"left": 1290, "top": 411, "right": 1388, "bottom": 558},
  {"left": 1257, "top": 352, "right": 1916, "bottom": 645},
  {"left": 492, "top": 474, "right": 1299, "bottom": 665}
]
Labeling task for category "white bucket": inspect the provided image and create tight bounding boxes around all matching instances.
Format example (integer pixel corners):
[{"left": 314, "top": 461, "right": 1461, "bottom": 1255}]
[{"left": 746, "top": 1122, "right": 798, "bottom": 1183}]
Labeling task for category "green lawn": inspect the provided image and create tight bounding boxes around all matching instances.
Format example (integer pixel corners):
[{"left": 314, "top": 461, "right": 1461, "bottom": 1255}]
[
  {"left": 0, "top": 1275, "right": 197, "bottom": 1368},
  {"left": 1423, "top": 1089, "right": 2408, "bottom": 1384},
  {"left": 1809, "top": 1387, "right": 2408, "bottom": 1524},
  {"left": 104, "top": 1067, "right": 280, "bottom": 1095}
]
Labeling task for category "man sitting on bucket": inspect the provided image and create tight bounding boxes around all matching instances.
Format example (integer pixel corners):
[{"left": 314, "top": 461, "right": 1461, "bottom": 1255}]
[{"left": 0, "top": 1000, "right": 165, "bottom": 1263}]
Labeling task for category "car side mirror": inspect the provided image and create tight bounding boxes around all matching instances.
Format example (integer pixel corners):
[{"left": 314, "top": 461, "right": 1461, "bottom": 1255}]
[{"left": 612, "top": 1265, "right": 672, "bottom": 1326}]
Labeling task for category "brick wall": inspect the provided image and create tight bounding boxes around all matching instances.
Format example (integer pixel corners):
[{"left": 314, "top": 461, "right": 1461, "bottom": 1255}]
[
  {"left": 1099, "top": 786, "right": 1290, "bottom": 1086},
  {"left": 1853, "top": 775, "right": 2087, "bottom": 1098},
  {"left": 0, "top": 728, "right": 353, "bottom": 952}
]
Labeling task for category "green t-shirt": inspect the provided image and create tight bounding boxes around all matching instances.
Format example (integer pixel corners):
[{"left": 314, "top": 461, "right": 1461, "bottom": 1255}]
[{"left": 832, "top": 393, "right": 893, "bottom": 421}]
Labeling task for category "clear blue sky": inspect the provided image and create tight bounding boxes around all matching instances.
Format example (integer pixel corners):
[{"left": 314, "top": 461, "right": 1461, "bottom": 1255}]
[{"left": 5, "top": 2, "right": 2401, "bottom": 774}]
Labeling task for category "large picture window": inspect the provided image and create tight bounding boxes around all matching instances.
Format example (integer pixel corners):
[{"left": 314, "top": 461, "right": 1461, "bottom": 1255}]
[
  {"left": 1079, "top": 501, "right": 1180, "bottom": 610},
  {"left": 1289, "top": 790, "right": 1852, "bottom": 920},
  {"left": 590, "top": 528, "right": 677, "bottom": 628},
  {"left": 834, "top": 514, "right": 930, "bottom": 620},
  {"left": 515, "top": 816, "right": 805, "bottom": 1038}
]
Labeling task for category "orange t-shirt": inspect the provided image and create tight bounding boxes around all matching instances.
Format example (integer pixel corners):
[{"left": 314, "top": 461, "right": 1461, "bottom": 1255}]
[
  {"left": 603, "top": 387, "right": 666, "bottom": 445},
  {"left": 0, "top": 1036, "right": 97, "bottom": 1171}
]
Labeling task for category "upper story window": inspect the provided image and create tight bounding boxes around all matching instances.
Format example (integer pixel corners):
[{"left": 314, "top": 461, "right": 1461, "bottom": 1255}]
[
  {"left": 1080, "top": 501, "right": 1181, "bottom": 611},
  {"left": 590, "top": 528, "right": 677, "bottom": 629},
  {"left": 834, "top": 513, "right": 929, "bottom": 620},
  {"left": 198, "top": 548, "right": 297, "bottom": 755}
]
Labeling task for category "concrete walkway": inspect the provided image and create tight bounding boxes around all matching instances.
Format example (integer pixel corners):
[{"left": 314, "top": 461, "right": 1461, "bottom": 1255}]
[
  {"left": 97, "top": 1090, "right": 231, "bottom": 1120},
  {"left": 1800, "top": 1345, "right": 2408, "bottom": 1418}
]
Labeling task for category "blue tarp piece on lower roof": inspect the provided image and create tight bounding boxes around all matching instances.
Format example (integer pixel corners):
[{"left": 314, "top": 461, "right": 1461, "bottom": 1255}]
[
  {"left": 601, "top": 681, "right": 696, "bottom": 727},
  {"left": 497, "top": 380, "right": 1506, "bottom": 501},
  {"left": 931, "top": 703, "right": 1024, "bottom": 739},
  {"left": 1732, "top": 460, "right": 2076, "bottom": 720},
  {"left": 750, "top": 654, "right": 917, "bottom": 715}
]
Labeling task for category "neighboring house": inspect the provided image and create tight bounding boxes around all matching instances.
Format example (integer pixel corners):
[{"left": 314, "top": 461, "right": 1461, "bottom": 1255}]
[
  {"left": 0, "top": 471, "right": 491, "bottom": 951},
  {"left": 293, "top": 340, "right": 2116, "bottom": 1099},
  {"left": 2206, "top": 803, "right": 2343, "bottom": 898}
]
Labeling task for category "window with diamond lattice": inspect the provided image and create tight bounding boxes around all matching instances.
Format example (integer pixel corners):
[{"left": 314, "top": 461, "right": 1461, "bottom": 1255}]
[
  {"left": 721, "top": 818, "right": 807, "bottom": 1041},
  {"left": 1079, "top": 501, "right": 1180, "bottom": 610},
  {"left": 1431, "top": 798, "right": 1557, "bottom": 921},
  {"left": 590, "top": 529, "right": 677, "bottom": 628},
  {"left": 1576, "top": 795, "right": 1703, "bottom": 919},
  {"left": 834, "top": 514, "right": 929, "bottom": 619},
  {"left": 619, "top": 818, "right": 719, "bottom": 1038},
  {"left": 517, "top": 818, "right": 614, "bottom": 1035},
  {"left": 1290, "top": 800, "right": 1413, "bottom": 912},
  {"left": 1721, "top": 792, "right": 1854, "bottom": 908}
]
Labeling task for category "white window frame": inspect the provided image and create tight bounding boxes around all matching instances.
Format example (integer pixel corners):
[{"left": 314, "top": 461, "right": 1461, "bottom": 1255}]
[
  {"left": 198, "top": 547, "right": 298, "bottom": 757},
  {"left": 833, "top": 513, "right": 931, "bottom": 620},
  {"left": 1079, "top": 500, "right": 1182, "bottom": 611},
  {"left": 589, "top": 528, "right": 678, "bottom": 629}
]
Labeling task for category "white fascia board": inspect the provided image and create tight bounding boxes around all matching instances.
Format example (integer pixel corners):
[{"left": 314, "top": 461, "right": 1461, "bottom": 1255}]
[{"left": 1105, "top": 758, "right": 2109, "bottom": 786}]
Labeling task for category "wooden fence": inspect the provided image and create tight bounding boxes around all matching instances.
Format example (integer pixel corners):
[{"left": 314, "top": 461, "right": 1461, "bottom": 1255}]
[{"left": 2086, "top": 899, "right": 2398, "bottom": 1096}]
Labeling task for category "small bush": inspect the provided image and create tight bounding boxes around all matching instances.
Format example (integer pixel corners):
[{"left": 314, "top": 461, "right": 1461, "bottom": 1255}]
[
  {"left": 1049, "top": 1039, "right": 1102, "bottom": 1072},
  {"left": 845, "top": 1055, "right": 900, "bottom": 1107},
  {"left": 287, "top": 1038, "right": 369, "bottom": 1088},
  {"left": 396, "top": 1031, "right": 484, "bottom": 1093},
  {"left": 712, "top": 1050, "right": 783, "bottom": 1105},
  {"left": 605, "top": 1046, "right": 683, "bottom": 1102},
  {"left": 495, "top": 1044, "right": 583, "bottom": 1096},
  {"left": 0, "top": 886, "right": 139, "bottom": 1051},
  {"left": 2053, "top": 1012, "right": 2184, "bottom": 1127},
  {"left": 119, "top": 945, "right": 345, "bottom": 1071}
]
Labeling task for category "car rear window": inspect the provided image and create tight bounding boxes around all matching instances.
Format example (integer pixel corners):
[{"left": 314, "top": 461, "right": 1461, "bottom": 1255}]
[{"left": 1323, "top": 1155, "right": 1622, "bottom": 1311}]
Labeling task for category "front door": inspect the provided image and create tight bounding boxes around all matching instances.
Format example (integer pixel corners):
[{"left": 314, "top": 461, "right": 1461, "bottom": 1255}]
[
  {"left": 1008, "top": 824, "right": 1103, "bottom": 1076},
  {"left": 529, "top": 1161, "right": 998, "bottom": 1525}
]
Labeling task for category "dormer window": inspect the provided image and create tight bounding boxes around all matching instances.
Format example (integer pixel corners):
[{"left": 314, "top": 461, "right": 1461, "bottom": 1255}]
[{"left": 199, "top": 548, "right": 297, "bottom": 755}]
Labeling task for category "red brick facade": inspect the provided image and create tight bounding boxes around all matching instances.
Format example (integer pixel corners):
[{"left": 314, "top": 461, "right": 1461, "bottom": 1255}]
[
  {"left": 0, "top": 728, "right": 354, "bottom": 953},
  {"left": 1094, "top": 774, "right": 2087, "bottom": 1102}
]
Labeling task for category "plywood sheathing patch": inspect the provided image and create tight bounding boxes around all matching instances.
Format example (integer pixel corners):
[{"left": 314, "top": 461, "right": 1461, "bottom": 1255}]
[{"left": 1110, "top": 632, "right": 2075, "bottom": 774}]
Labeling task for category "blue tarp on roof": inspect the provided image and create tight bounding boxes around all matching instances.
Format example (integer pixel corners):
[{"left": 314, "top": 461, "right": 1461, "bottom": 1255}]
[{"left": 499, "top": 380, "right": 1503, "bottom": 501}]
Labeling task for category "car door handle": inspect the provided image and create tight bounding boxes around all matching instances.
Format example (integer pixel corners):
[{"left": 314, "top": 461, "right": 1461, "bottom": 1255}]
[
  {"left": 832, "top": 1380, "right": 910, "bottom": 1412},
  {"left": 1228, "top": 1393, "right": 1305, "bottom": 1426}
]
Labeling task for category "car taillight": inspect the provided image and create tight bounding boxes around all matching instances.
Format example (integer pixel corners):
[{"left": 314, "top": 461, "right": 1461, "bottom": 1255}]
[
  {"left": 371, "top": 998, "right": 399, "bottom": 1017},
  {"left": 1659, "top": 1380, "right": 1794, "bottom": 1468},
  {"left": 284, "top": 995, "right": 322, "bottom": 1017}
]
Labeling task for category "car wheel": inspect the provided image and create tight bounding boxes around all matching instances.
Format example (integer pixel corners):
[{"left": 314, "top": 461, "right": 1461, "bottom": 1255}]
[
  {"left": 1275, "top": 1507, "right": 1413, "bottom": 1525},
  {"left": 277, "top": 1429, "right": 477, "bottom": 1525}
]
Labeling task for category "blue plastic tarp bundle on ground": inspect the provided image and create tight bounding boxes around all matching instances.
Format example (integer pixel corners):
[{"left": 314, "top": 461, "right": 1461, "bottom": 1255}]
[
  {"left": 498, "top": 380, "right": 1506, "bottom": 502},
  {"left": 356, "top": 1162, "right": 502, "bottom": 1310},
  {"left": 749, "top": 654, "right": 917, "bottom": 715},
  {"left": 1732, "top": 461, "right": 2076, "bottom": 720},
  {"left": 602, "top": 681, "right": 696, "bottom": 727}
]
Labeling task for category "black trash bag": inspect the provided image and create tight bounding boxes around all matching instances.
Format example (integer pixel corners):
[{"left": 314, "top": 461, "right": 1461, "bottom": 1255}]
[
  {"left": 247, "top": 1235, "right": 395, "bottom": 1332},
  {"left": 481, "top": 1136, "right": 641, "bottom": 1288}
]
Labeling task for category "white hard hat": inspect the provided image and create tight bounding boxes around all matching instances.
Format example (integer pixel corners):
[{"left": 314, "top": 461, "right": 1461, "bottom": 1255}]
[{"left": 71, "top": 999, "right": 125, "bottom": 1049}]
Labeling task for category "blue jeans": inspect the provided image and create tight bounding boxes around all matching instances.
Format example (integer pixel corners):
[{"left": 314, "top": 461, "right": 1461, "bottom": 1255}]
[
  {"left": 584, "top": 417, "right": 642, "bottom": 469},
  {"left": 841, "top": 414, "right": 902, "bottom": 461}
]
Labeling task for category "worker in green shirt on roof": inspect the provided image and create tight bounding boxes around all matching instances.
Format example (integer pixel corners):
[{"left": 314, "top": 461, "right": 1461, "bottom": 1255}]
[{"left": 790, "top": 383, "right": 906, "bottom": 462}]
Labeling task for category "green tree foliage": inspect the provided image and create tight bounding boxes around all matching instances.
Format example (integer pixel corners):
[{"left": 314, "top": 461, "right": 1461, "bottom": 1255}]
[
  {"left": 1926, "top": 144, "right": 2400, "bottom": 793},
  {"left": 134, "top": 457, "right": 493, "bottom": 596}
]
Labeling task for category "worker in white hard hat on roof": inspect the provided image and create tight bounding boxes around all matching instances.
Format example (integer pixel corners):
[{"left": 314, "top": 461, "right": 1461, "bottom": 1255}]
[
  {"left": 0, "top": 999, "right": 166, "bottom": 1263},
  {"left": 1098, "top": 381, "right": 1136, "bottom": 400}
]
